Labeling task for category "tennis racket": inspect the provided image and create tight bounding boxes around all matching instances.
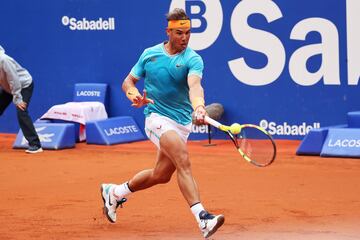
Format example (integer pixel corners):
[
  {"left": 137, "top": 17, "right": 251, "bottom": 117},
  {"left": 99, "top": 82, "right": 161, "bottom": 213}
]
[{"left": 204, "top": 116, "right": 276, "bottom": 167}]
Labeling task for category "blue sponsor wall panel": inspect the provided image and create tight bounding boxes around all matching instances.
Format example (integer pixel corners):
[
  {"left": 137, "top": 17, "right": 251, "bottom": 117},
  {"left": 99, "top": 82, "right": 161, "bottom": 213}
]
[{"left": 0, "top": 0, "right": 359, "bottom": 140}]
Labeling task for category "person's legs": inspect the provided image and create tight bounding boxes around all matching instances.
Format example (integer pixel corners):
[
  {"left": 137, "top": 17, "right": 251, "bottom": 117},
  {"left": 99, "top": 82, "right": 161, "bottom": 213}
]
[
  {"left": 16, "top": 83, "right": 41, "bottom": 150},
  {"left": 159, "top": 130, "right": 200, "bottom": 206},
  {"left": 158, "top": 130, "right": 224, "bottom": 238},
  {"left": 0, "top": 87, "right": 12, "bottom": 116},
  {"left": 128, "top": 149, "right": 176, "bottom": 191},
  {"left": 101, "top": 113, "right": 224, "bottom": 237},
  {"left": 101, "top": 148, "right": 176, "bottom": 223}
]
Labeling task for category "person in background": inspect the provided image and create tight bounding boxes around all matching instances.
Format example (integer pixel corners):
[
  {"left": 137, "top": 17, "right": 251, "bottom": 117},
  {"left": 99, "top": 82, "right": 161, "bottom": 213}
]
[{"left": 0, "top": 45, "right": 42, "bottom": 153}]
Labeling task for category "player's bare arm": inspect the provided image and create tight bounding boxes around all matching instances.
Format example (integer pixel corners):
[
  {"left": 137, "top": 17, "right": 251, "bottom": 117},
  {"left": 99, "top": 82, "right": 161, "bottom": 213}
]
[
  {"left": 188, "top": 74, "right": 206, "bottom": 124},
  {"left": 122, "top": 74, "right": 154, "bottom": 108}
]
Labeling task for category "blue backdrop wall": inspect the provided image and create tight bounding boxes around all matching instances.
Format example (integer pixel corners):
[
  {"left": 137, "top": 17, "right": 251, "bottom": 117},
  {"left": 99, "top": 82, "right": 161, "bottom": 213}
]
[{"left": 0, "top": 0, "right": 359, "bottom": 140}]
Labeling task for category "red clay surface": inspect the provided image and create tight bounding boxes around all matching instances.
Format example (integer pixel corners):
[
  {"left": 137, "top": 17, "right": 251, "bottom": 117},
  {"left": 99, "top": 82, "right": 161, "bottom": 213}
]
[{"left": 0, "top": 133, "right": 359, "bottom": 240}]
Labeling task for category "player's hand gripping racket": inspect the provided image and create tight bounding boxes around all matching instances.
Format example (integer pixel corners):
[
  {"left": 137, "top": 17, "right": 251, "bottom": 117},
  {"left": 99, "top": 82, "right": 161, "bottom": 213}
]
[{"left": 204, "top": 116, "right": 276, "bottom": 167}]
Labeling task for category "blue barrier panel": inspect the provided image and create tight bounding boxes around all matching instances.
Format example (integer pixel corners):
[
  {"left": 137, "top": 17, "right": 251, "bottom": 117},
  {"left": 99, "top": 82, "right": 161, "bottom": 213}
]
[
  {"left": 51, "top": 119, "right": 80, "bottom": 142},
  {"left": 296, "top": 128, "right": 329, "bottom": 156},
  {"left": 86, "top": 116, "right": 145, "bottom": 145},
  {"left": 13, "top": 123, "right": 76, "bottom": 150},
  {"left": 321, "top": 128, "right": 360, "bottom": 158},
  {"left": 347, "top": 111, "right": 360, "bottom": 128},
  {"left": 296, "top": 125, "right": 347, "bottom": 155}
]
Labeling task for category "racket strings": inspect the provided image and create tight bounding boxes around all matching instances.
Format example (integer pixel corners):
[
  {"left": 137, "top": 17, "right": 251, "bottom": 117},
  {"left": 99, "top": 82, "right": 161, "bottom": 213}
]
[{"left": 237, "top": 127, "right": 275, "bottom": 166}]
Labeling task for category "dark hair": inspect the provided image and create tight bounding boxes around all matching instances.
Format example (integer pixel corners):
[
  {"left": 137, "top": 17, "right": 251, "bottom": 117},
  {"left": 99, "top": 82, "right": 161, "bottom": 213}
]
[{"left": 166, "top": 8, "right": 190, "bottom": 21}]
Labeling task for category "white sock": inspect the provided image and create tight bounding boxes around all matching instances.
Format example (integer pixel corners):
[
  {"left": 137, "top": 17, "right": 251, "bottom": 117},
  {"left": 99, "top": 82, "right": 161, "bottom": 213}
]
[
  {"left": 113, "top": 182, "right": 132, "bottom": 200},
  {"left": 190, "top": 202, "right": 205, "bottom": 222}
]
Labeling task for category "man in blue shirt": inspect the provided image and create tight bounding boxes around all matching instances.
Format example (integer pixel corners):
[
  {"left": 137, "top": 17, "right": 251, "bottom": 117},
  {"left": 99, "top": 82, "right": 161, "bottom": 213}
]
[{"left": 101, "top": 8, "right": 224, "bottom": 238}]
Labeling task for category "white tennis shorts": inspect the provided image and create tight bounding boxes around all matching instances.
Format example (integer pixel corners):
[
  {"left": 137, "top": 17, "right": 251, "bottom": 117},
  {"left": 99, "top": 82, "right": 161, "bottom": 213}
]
[{"left": 145, "top": 113, "right": 192, "bottom": 149}]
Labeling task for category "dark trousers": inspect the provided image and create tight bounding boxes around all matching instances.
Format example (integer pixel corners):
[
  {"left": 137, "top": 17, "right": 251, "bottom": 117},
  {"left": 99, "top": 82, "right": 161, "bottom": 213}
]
[{"left": 0, "top": 82, "right": 41, "bottom": 147}]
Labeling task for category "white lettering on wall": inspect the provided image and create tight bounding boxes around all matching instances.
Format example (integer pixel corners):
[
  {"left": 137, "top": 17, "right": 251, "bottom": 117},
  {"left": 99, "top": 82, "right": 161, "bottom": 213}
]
[
  {"left": 289, "top": 18, "right": 340, "bottom": 86},
  {"left": 229, "top": 0, "right": 285, "bottom": 86},
  {"left": 346, "top": 0, "right": 360, "bottom": 85}
]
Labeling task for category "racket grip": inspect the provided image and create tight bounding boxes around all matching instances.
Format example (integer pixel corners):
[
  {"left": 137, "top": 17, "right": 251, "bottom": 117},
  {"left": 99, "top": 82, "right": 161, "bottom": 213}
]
[{"left": 204, "top": 116, "right": 222, "bottom": 128}]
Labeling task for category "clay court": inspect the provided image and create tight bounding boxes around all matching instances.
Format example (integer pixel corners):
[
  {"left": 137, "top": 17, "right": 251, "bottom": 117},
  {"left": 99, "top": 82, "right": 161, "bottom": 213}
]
[{"left": 0, "top": 134, "right": 359, "bottom": 240}]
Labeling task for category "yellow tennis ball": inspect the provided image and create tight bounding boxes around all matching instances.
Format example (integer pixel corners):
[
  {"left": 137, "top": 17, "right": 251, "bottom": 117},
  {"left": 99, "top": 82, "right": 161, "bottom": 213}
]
[{"left": 230, "top": 123, "right": 241, "bottom": 134}]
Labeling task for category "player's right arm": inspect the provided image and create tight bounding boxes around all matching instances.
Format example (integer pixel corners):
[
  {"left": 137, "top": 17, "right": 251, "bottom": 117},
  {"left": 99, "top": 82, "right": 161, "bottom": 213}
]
[
  {"left": 122, "top": 74, "right": 154, "bottom": 108},
  {"left": 187, "top": 53, "right": 206, "bottom": 125}
]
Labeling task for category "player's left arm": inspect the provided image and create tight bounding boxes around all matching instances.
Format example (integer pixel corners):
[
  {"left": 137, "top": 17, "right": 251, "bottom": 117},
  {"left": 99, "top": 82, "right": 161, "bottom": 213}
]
[
  {"left": 122, "top": 49, "right": 154, "bottom": 108},
  {"left": 122, "top": 73, "right": 154, "bottom": 108},
  {"left": 188, "top": 74, "right": 206, "bottom": 125}
]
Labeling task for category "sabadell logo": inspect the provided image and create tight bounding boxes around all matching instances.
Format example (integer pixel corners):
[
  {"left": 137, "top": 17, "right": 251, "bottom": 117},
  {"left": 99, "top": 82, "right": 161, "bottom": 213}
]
[
  {"left": 61, "top": 16, "right": 115, "bottom": 31},
  {"left": 259, "top": 119, "right": 320, "bottom": 136}
]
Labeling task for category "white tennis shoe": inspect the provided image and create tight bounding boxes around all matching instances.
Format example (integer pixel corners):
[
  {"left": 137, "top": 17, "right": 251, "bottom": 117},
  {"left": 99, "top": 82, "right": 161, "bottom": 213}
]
[
  {"left": 198, "top": 210, "right": 225, "bottom": 238},
  {"left": 100, "top": 183, "right": 127, "bottom": 223}
]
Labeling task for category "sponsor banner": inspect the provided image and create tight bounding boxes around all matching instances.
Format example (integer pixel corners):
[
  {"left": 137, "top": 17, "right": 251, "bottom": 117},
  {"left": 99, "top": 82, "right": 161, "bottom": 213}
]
[
  {"left": 190, "top": 124, "right": 212, "bottom": 141},
  {"left": 0, "top": 0, "right": 359, "bottom": 140},
  {"left": 191, "top": 124, "right": 209, "bottom": 134},
  {"left": 259, "top": 119, "right": 321, "bottom": 137},
  {"left": 13, "top": 123, "right": 76, "bottom": 149},
  {"left": 73, "top": 83, "right": 108, "bottom": 103},
  {"left": 61, "top": 16, "right": 115, "bottom": 31},
  {"left": 190, "top": 119, "right": 321, "bottom": 140},
  {"left": 86, "top": 116, "right": 145, "bottom": 145},
  {"left": 321, "top": 128, "right": 360, "bottom": 157}
]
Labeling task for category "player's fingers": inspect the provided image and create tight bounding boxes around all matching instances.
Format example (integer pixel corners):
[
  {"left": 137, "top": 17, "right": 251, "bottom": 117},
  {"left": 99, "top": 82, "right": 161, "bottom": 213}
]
[
  {"left": 197, "top": 106, "right": 206, "bottom": 114},
  {"left": 195, "top": 118, "right": 205, "bottom": 125},
  {"left": 194, "top": 112, "right": 200, "bottom": 121},
  {"left": 142, "top": 90, "right": 153, "bottom": 104},
  {"left": 194, "top": 106, "right": 205, "bottom": 120},
  {"left": 146, "top": 98, "right": 154, "bottom": 104},
  {"left": 142, "top": 90, "right": 147, "bottom": 99},
  {"left": 197, "top": 116, "right": 204, "bottom": 122},
  {"left": 197, "top": 120, "right": 205, "bottom": 125},
  {"left": 131, "top": 102, "right": 142, "bottom": 108},
  {"left": 132, "top": 98, "right": 139, "bottom": 104}
]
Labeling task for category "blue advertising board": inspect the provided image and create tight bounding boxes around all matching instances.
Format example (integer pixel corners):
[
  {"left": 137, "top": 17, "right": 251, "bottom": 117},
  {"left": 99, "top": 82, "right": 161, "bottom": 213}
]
[
  {"left": 86, "top": 116, "right": 145, "bottom": 145},
  {"left": 0, "top": 0, "right": 359, "bottom": 140},
  {"left": 321, "top": 128, "right": 360, "bottom": 158},
  {"left": 13, "top": 123, "right": 75, "bottom": 149}
]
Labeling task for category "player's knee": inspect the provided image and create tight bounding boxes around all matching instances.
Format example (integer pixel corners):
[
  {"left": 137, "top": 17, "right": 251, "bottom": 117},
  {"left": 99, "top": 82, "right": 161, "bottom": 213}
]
[{"left": 175, "top": 151, "right": 191, "bottom": 172}]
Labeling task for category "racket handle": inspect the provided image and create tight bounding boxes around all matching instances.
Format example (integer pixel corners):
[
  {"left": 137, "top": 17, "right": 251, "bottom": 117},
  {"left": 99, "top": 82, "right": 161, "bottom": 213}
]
[{"left": 204, "top": 115, "right": 222, "bottom": 128}]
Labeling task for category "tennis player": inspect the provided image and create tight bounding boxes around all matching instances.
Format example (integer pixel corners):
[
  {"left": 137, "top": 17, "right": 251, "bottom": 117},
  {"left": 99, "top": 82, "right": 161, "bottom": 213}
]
[{"left": 100, "top": 8, "right": 224, "bottom": 238}]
